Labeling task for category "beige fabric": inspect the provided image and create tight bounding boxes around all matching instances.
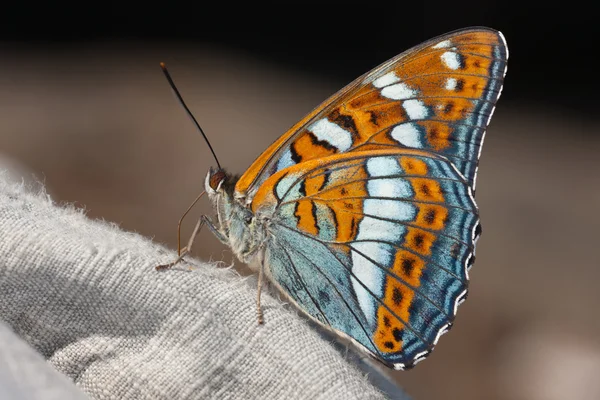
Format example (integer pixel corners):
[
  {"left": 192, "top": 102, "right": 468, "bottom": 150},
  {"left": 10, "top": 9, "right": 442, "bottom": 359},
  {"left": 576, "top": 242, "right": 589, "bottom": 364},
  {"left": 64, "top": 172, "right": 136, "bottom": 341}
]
[{"left": 0, "top": 176, "right": 399, "bottom": 399}]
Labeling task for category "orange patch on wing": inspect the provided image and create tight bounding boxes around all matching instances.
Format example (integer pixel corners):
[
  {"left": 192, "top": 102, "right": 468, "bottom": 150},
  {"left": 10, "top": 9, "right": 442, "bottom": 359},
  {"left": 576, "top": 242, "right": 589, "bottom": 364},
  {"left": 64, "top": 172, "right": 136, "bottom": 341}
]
[
  {"left": 315, "top": 164, "right": 368, "bottom": 196},
  {"left": 374, "top": 308, "right": 404, "bottom": 353},
  {"left": 410, "top": 178, "right": 445, "bottom": 202},
  {"left": 392, "top": 50, "right": 456, "bottom": 82},
  {"left": 333, "top": 204, "right": 362, "bottom": 242},
  {"left": 386, "top": 282, "right": 414, "bottom": 323},
  {"left": 453, "top": 32, "right": 500, "bottom": 47},
  {"left": 312, "top": 179, "right": 367, "bottom": 242},
  {"left": 432, "top": 97, "right": 475, "bottom": 121},
  {"left": 396, "top": 74, "right": 486, "bottom": 100},
  {"left": 250, "top": 179, "right": 280, "bottom": 213},
  {"left": 295, "top": 199, "right": 318, "bottom": 235},
  {"left": 316, "top": 181, "right": 366, "bottom": 200},
  {"left": 348, "top": 101, "right": 409, "bottom": 139},
  {"left": 393, "top": 38, "right": 498, "bottom": 84},
  {"left": 304, "top": 174, "right": 326, "bottom": 196},
  {"left": 400, "top": 156, "right": 428, "bottom": 175},
  {"left": 374, "top": 281, "right": 415, "bottom": 353},
  {"left": 347, "top": 85, "right": 384, "bottom": 110},
  {"left": 404, "top": 227, "right": 436, "bottom": 256},
  {"left": 415, "top": 204, "right": 448, "bottom": 230},
  {"left": 355, "top": 142, "right": 397, "bottom": 151},
  {"left": 419, "top": 121, "right": 453, "bottom": 151},
  {"left": 456, "top": 43, "right": 497, "bottom": 56},
  {"left": 292, "top": 133, "right": 338, "bottom": 162},
  {"left": 461, "top": 54, "right": 493, "bottom": 75},
  {"left": 459, "top": 75, "right": 488, "bottom": 98},
  {"left": 392, "top": 250, "right": 425, "bottom": 287}
]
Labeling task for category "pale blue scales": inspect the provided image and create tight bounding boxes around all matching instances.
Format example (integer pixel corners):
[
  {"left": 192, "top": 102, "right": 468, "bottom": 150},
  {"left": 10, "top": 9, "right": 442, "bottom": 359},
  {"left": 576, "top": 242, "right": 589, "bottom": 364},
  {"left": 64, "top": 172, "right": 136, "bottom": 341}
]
[
  {"left": 313, "top": 202, "right": 337, "bottom": 241},
  {"left": 266, "top": 226, "right": 378, "bottom": 353}
]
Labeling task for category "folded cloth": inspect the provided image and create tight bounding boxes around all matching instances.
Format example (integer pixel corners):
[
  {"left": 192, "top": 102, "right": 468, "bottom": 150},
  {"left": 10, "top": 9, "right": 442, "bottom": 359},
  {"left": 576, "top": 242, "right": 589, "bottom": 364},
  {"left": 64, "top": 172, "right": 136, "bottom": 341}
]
[
  {"left": 0, "top": 321, "right": 89, "bottom": 400},
  {"left": 0, "top": 176, "right": 406, "bottom": 399}
]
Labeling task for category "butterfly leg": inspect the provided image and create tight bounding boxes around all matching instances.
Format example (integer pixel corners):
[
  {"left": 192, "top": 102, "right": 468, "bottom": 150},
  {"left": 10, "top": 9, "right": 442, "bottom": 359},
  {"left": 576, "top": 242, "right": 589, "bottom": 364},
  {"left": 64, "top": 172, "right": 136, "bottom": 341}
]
[
  {"left": 256, "top": 250, "right": 265, "bottom": 324},
  {"left": 201, "top": 215, "right": 228, "bottom": 245},
  {"left": 156, "top": 215, "right": 225, "bottom": 270}
]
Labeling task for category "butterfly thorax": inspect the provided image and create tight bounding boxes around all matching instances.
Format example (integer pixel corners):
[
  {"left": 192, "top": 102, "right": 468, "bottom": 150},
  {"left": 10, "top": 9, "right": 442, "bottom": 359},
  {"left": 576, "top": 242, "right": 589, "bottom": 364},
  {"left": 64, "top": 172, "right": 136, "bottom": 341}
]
[{"left": 205, "top": 168, "right": 268, "bottom": 266}]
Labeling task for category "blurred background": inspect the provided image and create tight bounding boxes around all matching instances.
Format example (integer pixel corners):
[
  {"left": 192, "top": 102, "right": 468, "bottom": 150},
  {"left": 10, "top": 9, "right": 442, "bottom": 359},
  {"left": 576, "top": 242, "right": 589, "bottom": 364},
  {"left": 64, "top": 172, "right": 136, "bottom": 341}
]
[{"left": 1, "top": 3, "right": 599, "bottom": 399}]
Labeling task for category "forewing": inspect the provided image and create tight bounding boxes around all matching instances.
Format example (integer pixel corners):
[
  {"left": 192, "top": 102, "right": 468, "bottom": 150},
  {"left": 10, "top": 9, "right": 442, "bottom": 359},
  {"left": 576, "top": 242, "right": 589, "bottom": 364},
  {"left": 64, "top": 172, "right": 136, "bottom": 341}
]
[
  {"left": 255, "top": 150, "right": 479, "bottom": 369},
  {"left": 236, "top": 27, "right": 508, "bottom": 199}
]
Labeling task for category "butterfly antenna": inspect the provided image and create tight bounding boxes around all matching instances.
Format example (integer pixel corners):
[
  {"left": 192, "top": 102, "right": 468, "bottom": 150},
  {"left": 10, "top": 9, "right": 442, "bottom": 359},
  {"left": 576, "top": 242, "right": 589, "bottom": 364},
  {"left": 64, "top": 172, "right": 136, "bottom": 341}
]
[{"left": 160, "top": 62, "right": 222, "bottom": 169}]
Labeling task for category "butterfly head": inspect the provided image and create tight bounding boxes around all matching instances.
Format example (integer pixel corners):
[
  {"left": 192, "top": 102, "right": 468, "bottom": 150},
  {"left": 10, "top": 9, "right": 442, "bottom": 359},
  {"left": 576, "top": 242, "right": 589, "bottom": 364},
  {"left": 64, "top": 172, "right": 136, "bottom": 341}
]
[
  {"left": 204, "top": 167, "right": 264, "bottom": 264},
  {"left": 205, "top": 167, "right": 227, "bottom": 194}
]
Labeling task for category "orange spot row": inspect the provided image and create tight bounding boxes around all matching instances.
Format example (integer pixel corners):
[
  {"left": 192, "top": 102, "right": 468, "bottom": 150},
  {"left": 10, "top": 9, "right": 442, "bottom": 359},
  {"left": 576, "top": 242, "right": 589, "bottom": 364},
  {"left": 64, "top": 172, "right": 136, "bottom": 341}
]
[
  {"left": 400, "top": 156, "right": 429, "bottom": 175},
  {"left": 410, "top": 178, "right": 445, "bottom": 202},
  {"left": 374, "top": 309, "right": 404, "bottom": 353},
  {"left": 392, "top": 250, "right": 425, "bottom": 287},
  {"left": 415, "top": 204, "right": 448, "bottom": 231},
  {"left": 374, "top": 283, "right": 415, "bottom": 353},
  {"left": 420, "top": 121, "right": 453, "bottom": 151},
  {"left": 403, "top": 227, "right": 436, "bottom": 256}
]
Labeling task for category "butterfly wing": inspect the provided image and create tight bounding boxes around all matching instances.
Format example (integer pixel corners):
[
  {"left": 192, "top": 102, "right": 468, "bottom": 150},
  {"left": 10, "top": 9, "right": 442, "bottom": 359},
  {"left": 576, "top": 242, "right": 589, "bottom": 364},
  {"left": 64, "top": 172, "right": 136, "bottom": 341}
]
[
  {"left": 253, "top": 149, "right": 478, "bottom": 369},
  {"left": 235, "top": 27, "right": 507, "bottom": 200}
]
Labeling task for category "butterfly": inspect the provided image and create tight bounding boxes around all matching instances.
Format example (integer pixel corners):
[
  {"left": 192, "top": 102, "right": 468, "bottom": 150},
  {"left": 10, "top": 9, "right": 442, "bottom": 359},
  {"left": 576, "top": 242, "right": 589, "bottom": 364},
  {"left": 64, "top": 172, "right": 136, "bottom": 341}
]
[{"left": 159, "top": 26, "right": 508, "bottom": 370}]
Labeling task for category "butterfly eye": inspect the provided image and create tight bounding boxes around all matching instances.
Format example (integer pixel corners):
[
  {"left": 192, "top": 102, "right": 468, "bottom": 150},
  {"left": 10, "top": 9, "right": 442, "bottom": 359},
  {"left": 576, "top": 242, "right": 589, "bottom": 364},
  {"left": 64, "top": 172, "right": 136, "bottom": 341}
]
[
  {"left": 209, "top": 169, "right": 227, "bottom": 191},
  {"left": 244, "top": 215, "right": 253, "bottom": 225}
]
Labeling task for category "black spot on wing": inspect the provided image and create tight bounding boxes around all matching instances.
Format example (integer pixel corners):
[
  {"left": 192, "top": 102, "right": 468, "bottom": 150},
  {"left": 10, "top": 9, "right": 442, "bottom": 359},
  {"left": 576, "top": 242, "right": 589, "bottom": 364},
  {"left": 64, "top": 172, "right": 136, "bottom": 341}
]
[
  {"left": 368, "top": 110, "right": 380, "bottom": 126},
  {"left": 308, "top": 132, "right": 339, "bottom": 152},
  {"left": 319, "top": 290, "right": 331, "bottom": 304},
  {"left": 392, "top": 327, "right": 403, "bottom": 342},
  {"left": 450, "top": 243, "right": 461, "bottom": 259},
  {"left": 392, "top": 287, "right": 403, "bottom": 306},
  {"left": 290, "top": 141, "right": 302, "bottom": 164},
  {"left": 383, "top": 316, "right": 391, "bottom": 327},
  {"left": 319, "top": 170, "right": 330, "bottom": 192},
  {"left": 324, "top": 204, "right": 339, "bottom": 235},
  {"left": 329, "top": 108, "right": 359, "bottom": 137},
  {"left": 311, "top": 201, "right": 320, "bottom": 234},
  {"left": 402, "top": 258, "right": 415, "bottom": 277},
  {"left": 456, "top": 52, "right": 466, "bottom": 69},
  {"left": 298, "top": 179, "right": 307, "bottom": 197},
  {"left": 443, "top": 102, "right": 454, "bottom": 115},
  {"left": 413, "top": 233, "right": 425, "bottom": 250},
  {"left": 293, "top": 180, "right": 307, "bottom": 226},
  {"left": 424, "top": 208, "right": 436, "bottom": 225}
]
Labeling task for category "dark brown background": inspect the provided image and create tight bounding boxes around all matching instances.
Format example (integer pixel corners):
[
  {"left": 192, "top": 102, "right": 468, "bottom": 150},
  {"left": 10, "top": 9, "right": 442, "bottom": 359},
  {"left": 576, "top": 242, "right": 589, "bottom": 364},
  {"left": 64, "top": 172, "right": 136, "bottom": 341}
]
[{"left": 1, "top": 4, "right": 599, "bottom": 399}]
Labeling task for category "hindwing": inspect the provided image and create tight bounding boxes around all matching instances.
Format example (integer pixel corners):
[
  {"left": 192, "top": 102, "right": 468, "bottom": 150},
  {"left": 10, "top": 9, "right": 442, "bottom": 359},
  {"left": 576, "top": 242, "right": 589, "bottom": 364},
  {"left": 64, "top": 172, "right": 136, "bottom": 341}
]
[{"left": 255, "top": 150, "right": 479, "bottom": 369}]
